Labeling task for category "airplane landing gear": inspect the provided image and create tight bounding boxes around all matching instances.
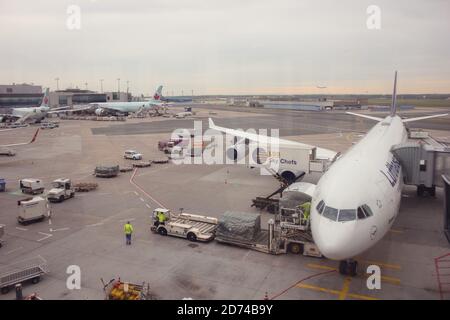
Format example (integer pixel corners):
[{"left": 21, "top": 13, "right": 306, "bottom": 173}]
[{"left": 339, "top": 260, "right": 358, "bottom": 277}]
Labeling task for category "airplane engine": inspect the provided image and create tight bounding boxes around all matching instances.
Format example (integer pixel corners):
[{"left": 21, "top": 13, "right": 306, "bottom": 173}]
[
  {"left": 226, "top": 143, "right": 246, "bottom": 161},
  {"left": 95, "top": 108, "right": 106, "bottom": 116}
]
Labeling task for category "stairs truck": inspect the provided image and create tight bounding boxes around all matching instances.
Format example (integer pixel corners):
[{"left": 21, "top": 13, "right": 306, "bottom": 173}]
[{"left": 47, "top": 178, "right": 75, "bottom": 202}]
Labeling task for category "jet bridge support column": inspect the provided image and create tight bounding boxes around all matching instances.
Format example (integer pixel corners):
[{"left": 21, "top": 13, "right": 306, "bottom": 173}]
[{"left": 443, "top": 175, "right": 450, "bottom": 243}]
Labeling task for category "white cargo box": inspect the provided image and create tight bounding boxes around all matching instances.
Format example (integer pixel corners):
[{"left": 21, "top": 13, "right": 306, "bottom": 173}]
[
  {"left": 20, "top": 178, "right": 44, "bottom": 194},
  {"left": 17, "top": 196, "right": 48, "bottom": 224}
]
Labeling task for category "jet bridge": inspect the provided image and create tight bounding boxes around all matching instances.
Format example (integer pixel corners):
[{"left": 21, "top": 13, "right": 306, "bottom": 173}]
[
  {"left": 443, "top": 175, "right": 450, "bottom": 243},
  {"left": 391, "top": 130, "right": 450, "bottom": 196}
]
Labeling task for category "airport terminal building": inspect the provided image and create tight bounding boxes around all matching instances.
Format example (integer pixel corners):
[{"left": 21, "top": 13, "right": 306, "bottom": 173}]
[
  {"left": 0, "top": 84, "right": 43, "bottom": 108},
  {"left": 0, "top": 83, "right": 131, "bottom": 108}
]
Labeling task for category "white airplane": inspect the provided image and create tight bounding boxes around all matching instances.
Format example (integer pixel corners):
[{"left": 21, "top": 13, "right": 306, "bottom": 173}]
[
  {"left": 0, "top": 128, "right": 40, "bottom": 148},
  {"left": 209, "top": 72, "right": 448, "bottom": 276},
  {"left": 92, "top": 85, "right": 164, "bottom": 116},
  {"left": 0, "top": 88, "right": 57, "bottom": 123}
]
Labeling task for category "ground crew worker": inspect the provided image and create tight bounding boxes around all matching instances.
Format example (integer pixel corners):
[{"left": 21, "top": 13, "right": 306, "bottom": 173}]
[
  {"left": 298, "top": 201, "right": 311, "bottom": 223},
  {"left": 124, "top": 221, "right": 134, "bottom": 245},
  {"left": 157, "top": 211, "right": 166, "bottom": 225}
]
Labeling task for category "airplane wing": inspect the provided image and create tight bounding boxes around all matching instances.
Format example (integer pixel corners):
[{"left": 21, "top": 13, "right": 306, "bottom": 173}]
[
  {"left": 402, "top": 113, "right": 449, "bottom": 123},
  {"left": 0, "top": 114, "right": 21, "bottom": 122},
  {"left": 47, "top": 105, "right": 94, "bottom": 114},
  {"left": 345, "top": 112, "right": 383, "bottom": 122},
  {"left": 208, "top": 118, "right": 338, "bottom": 161},
  {"left": 0, "top": 128, "right": 39, "bottom": 148}
]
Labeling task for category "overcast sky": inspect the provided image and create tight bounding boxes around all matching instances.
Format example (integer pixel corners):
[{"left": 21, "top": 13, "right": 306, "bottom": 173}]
[{"left": 1, "top": 0, "right": 449, "bottom": 95}]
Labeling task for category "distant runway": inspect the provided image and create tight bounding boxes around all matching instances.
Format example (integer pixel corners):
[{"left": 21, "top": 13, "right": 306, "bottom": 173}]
[{"left": 91, "top": 105, "right": 450, "bottom": 136}]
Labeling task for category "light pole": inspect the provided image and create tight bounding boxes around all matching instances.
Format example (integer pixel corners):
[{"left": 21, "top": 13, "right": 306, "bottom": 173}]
[
  {"left": 126, "top": 80, "right": 130, "bottom": 101},
  {"left": 85, "top": 82, "right": 88, "bottom": 90},
  {"left": 100, "top": 79, "right": 104, "bottom": 93},
  {"left": 55, "top": 77, "right": 59, "bottom": 91},
  {"left": 117, "top": 78, "right": 120, "bottom": 94}
]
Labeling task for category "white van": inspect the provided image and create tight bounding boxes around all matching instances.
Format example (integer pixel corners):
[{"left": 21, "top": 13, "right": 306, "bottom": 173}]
[{"left": 124, "top": 150, "right": 143, "bottom": 160}]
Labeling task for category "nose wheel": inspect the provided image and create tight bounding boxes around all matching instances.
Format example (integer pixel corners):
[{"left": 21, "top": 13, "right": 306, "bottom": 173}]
[{"left": 339, "top": 260, "right": 358, "bottom": 277}]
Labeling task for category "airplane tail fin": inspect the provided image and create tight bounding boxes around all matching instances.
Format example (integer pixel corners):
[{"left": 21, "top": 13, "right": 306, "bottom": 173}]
[
  {"left": 390, "top": 71, "right": 398, "bottom": 117},
  {"left": 40, "top": 88, "right": 50, "bottom": 108},
  {"left": 153, "top": 85, "right": 163, "bottom": 100}
]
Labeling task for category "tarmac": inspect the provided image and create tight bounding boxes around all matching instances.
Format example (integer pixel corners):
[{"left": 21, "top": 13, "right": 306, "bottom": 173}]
[{"left": 0, "top": 105, "right": 449, "bottom": 300}]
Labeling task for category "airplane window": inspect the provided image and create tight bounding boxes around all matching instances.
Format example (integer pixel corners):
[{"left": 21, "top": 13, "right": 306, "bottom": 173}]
[
  {"left": 316, "top": 200, "right": 325, "bottom": 214},
  {"left": 362, "top": 204, "right": 374, "bottom": 217},
  {"left": 338, "top": 209, "right": 356, "bottom": 222},
  {"left": 357, "top": 207, "right": 366, "bottom": 219},
  {"left": 322, "top": 206, "right": 338, "bottom": 221}
]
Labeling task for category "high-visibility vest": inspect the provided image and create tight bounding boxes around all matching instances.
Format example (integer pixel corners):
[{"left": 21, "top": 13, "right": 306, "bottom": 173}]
[
  {"left": 124, "top": 223, "right": 133, "bottom": 234},
  {"left": 158, "top": 213, "right": 165, "bottom": 223},
  {"left": 299, "top": 202, "right": 311, "bottom": 218}
]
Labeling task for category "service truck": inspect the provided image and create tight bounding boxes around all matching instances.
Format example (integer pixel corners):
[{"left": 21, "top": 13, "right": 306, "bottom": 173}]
[
  {"left": 151, "top": 208, "right": 218, "bottom": 242},
  {"left": 47, "top": 178, "right": 75, "bottom": 202},
  {"left": 19, "top": 178, "right": 44, "bottom": 195},
  {"left": 150, "top": 182, "right": 322, "bottom": 258},
  {"left": 17, "top": 196, "right": 48, "bottom": 225}
]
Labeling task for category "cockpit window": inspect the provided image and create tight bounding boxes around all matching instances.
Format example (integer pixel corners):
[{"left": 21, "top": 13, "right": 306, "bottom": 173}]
[
  {"left": 322, "top": 206, "right": 338, "bottom": 221},
  {"left": 357, "top": 204, "right": 374, "bottom": 219},
  {"left": 338, "top": 209, "right": 356, "bottom": 222},
  {"left": 362, "top": 204, "right": 373, "bottom": 217},
  {"left": 316, "top": 200, "right": 325, "bottom": 214}
]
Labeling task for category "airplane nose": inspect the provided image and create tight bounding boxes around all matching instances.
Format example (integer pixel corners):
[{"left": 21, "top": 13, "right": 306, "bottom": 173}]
[{"left": 311, "top": 218, "right": 361, "bottom": 261}]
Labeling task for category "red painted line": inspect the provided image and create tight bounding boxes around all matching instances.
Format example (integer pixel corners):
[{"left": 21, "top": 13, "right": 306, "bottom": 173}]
[{"left": 130, "top": 168, "right": 167, "bottom": 209}]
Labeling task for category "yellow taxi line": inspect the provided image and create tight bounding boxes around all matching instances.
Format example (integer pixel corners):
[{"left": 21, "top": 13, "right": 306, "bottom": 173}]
[
  {"left": 338, "top": 277, "right": 352, "bottom": 300},
  {"left": 307, "top": 263, "right": 401, "bottom": 285},
  {"left": 296, "top": 283, "right": 379, "bottom": 301}
]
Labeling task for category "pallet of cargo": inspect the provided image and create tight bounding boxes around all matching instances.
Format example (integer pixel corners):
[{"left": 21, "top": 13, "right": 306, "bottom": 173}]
[
  {"left": 119, "top": 166, "right": 134, "bottom": 172},
  {"left": 101, "top": 278, "right": 155, "bottom": 300},
  {"left": 94, "top": 165, "right": 119, "bottom": 178},
  {"left": 132, "top": 161, "right": 152, "bottom": 168},
  {"left": 73, "top": 182, "right": 98, "bottom": 192},
  {"left": 151, "top": 158, "right": 169, "bottom": 164}
]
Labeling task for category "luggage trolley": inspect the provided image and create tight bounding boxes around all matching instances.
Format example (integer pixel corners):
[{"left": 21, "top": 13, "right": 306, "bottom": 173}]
[{"left": 0, "top": 256, "right": 49, "bottom": 294}]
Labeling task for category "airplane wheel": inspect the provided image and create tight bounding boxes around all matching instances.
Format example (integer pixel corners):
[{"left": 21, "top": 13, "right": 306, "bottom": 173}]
[
  {"left": 158, "top": 228, "right": 167, "bottom": 236},
  {"left": 349, "top": 261, "right": 358, "bottom": 277},
  {"left": 339, "top": 260, "right": 348, "bottom": 275}
]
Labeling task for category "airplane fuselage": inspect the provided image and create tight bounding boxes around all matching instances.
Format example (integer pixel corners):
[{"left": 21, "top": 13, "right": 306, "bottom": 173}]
[
  {"left": 93, "top": 101, "right": 156, "bottom": 114},
  {"left": 310, "top": 115, "right": 408, "bottom": 260},
  {"left": 12, "top": 106, "right": 49, "bottom": 122}
]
